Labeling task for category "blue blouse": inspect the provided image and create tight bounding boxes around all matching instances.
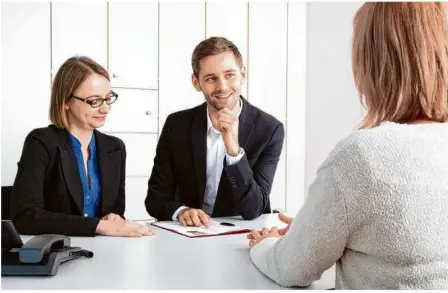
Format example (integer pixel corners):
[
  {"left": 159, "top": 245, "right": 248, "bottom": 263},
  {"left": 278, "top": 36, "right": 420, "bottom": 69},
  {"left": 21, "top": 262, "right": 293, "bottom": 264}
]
[{"left": 70, "top": 133, "right": 101, "bottom": 217}]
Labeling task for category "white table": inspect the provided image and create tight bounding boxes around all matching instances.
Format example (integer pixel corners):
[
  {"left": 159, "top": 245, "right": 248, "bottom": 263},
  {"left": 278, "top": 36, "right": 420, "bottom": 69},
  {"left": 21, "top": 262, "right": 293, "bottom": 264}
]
[{"left": 1, "top": 214, "right": 335, "bottom": 290}]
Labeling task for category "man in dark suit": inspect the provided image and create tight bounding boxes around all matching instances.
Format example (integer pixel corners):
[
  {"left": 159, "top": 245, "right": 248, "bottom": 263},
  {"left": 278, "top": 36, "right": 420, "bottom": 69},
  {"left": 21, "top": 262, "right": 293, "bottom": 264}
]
[{"left": 145, "top": 37, "right": 285, "bottom": 226}]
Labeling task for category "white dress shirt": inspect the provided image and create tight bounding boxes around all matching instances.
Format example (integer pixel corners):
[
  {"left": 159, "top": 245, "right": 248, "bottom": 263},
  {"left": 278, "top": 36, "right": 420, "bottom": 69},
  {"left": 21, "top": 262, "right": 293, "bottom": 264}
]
[{"left": 172, "top": 99, "right": 244, "bottom": 220}]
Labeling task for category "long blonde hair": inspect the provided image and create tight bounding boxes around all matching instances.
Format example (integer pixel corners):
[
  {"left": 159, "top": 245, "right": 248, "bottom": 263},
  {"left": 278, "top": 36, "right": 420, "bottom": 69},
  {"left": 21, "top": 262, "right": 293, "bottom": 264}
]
[{"left": 352, "top": 2, "right": 448, "bottom": 128}]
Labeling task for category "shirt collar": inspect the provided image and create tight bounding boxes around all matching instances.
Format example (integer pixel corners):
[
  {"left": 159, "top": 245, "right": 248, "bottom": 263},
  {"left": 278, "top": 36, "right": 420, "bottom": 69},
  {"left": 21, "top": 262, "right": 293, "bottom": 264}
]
[
  {"left": 69, "top": 132, "right": 96, "bottom": 152},
  {"left": 206, "top": 98, "right": 243, "bottom": 134}
]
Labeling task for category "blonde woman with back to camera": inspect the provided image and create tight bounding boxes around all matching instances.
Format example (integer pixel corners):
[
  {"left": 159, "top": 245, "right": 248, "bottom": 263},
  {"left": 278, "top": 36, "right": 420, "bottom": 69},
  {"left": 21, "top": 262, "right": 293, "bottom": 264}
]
[{"left": 247, "top": 2, "right": 448, "bottom": 289}]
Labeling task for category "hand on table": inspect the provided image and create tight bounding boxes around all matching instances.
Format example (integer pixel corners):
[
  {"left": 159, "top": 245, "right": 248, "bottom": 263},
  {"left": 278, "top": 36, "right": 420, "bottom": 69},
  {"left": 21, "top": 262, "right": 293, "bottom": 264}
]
[
  {"left": 96, "top": 217, "right": 155, "bottom": 237},
  {"left": 247, "top": 213, "right": 294, "bottom": 247},
  {"left": 178, "top": 208, "right": 211, "bottom": 227}
]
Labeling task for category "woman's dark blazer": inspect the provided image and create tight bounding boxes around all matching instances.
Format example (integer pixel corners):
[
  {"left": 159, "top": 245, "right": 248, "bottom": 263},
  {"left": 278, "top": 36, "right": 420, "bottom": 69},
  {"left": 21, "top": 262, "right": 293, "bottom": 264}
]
[{"left": 10, "top": 125, "right": 126, "bottom": 236}]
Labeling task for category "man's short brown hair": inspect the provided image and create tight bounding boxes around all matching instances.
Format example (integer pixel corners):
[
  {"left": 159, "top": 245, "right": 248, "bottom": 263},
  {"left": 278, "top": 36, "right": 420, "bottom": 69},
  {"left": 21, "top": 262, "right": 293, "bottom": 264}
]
[{"left": 191, "top": 36, "right": 243, "bottom": 77}]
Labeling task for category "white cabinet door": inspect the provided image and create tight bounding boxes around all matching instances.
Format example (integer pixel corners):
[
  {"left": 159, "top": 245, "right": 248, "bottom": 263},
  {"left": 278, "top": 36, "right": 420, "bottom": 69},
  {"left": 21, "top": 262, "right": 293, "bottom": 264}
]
[
  {"left": 51, "top": 2, "right": 107, "bottom": 75},
  {"left": 1, "top": 3, "right": 51, "bottom": 185},
  {"left": 206, "top": 2, "right": 248, "bottom": 98},
  {"left": 125, "top": 177, "right": 152, "bottom": 220},
  {"left": 248, "top": 3, "right": 288, "bottom": 211},
  {"left": 109, "top": 2, "right": 158, "bottom": 89},
  {"left": 100, "top": 89, "right": 158, "bottom": 134},
  {"left": 104, "top": 133, "right": 157, "bottom": 178},
  {"left": 159, "top": 2, "right": 205, "bottom": 133}
]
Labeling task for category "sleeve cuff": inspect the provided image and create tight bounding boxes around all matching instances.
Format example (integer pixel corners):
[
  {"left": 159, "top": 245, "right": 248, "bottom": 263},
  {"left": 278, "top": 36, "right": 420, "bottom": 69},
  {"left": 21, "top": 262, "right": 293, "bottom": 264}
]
[
  {"left": 226, "top": 147, "right": 245, "bottom": 166},
  {"left": 249, "top": 237, "right": 281, "bottom": 281},
  {"left": 250, "top": 237, "right": 279, "bottom": 266},
  {"left": 172, "top": 206, "right": 189, "bottom": 221}
]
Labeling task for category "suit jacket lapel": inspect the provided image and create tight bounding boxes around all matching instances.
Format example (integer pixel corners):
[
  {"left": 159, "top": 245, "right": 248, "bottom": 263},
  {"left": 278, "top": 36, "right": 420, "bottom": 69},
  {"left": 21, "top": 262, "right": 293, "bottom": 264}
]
[
  {"left": 192, "top": 103, "right": 207, "bottom": 208},
  {"left": 58, "top": 130, "right": 84, "bottom": 214},
  {"left": 95, "top": 130, "right": 121, "bottom": 215},
  {"left": 238, "top": 97, "right": 255, "bottom": 150}
]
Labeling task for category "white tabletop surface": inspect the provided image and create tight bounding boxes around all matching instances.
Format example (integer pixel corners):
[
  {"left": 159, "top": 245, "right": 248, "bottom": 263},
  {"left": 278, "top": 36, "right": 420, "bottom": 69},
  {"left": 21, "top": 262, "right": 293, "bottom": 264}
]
[{"left": 1, "top": 214, "right": 336, "bottom": 290}]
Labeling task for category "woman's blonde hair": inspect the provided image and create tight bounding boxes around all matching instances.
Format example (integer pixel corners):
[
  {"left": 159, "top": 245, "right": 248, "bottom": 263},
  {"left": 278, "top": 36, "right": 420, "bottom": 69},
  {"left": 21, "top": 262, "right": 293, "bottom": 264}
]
[
  {"left": 49, "top": 56, "right": 109, "bottom": 129},
  {"left": 352, "top": 2, "right": 448, "bottom": 128}
]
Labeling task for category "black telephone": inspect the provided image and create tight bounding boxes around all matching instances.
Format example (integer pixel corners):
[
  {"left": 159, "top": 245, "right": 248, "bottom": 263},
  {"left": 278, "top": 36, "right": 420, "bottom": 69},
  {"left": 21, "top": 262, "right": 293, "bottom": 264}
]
[{"left": 1, "top": 220, "right": 94, "bottom": 276}]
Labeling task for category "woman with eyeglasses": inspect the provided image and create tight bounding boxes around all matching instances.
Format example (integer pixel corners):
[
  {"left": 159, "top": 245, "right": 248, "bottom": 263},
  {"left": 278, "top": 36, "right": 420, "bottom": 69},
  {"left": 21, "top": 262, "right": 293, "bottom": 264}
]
[{"left": 10, "top": 56, "right": 154, "bottom": 237}]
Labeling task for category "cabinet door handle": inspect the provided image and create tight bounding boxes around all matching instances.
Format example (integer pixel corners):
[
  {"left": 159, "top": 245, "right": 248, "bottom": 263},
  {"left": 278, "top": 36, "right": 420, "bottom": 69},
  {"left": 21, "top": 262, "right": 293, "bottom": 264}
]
[
  {"left": 112, "top": 73, "right": 119, "bottom": 78},
  {"left": 145, "top": 110, "right": 152, "bottom": 116}
]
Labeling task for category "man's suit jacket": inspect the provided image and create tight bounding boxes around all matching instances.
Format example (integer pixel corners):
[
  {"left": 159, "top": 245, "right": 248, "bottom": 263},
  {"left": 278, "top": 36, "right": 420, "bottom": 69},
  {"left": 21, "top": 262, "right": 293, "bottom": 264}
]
[
  {"left": 145, "top": 97, "right": 285, "bottom": 221},
  {"left": 10, "top": 125, "right": 126, "bottom": 236}
]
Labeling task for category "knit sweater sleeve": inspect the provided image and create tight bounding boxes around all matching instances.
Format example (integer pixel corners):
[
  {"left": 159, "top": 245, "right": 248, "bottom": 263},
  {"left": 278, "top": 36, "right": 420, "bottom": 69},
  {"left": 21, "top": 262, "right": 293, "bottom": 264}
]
[{"left": 249, "top": 161, "right": 350, "bottom": 287}]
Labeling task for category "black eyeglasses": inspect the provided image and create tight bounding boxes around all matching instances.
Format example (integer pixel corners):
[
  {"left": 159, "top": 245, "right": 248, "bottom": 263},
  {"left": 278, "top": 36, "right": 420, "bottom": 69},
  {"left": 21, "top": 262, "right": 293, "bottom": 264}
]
[{"left": 71, "top": 91, "right": 118, "bottom": 108}]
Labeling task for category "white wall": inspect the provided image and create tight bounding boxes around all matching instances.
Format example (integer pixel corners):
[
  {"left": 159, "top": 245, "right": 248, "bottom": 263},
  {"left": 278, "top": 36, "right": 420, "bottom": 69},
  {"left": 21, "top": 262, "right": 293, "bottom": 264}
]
[
  {"left": 1, "top": 2, "right": 306, "bottom": 219},
  {"left": 305, "top": 2, "right": 364, "bottom": 197},
  {"left": 1, "top": 2, "right": 51, "bottom": 186}
]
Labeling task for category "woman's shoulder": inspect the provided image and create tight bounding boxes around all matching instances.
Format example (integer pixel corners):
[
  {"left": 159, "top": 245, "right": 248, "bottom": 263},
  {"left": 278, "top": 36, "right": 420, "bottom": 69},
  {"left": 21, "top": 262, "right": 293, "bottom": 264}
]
[
  {"left": 321, "top": 122, "right": 447, "bottom": 171},
  {"left": 26, "top": 125, "right": 66, "bottom": 144},
  {"left": 318, "top": 124, "right": 397, "bottom": 171}
]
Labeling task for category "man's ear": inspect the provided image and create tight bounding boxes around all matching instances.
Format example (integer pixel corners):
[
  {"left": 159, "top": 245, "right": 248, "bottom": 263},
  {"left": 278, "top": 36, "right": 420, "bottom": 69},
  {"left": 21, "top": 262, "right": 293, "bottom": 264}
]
[
  {"left": 192, "top": 74, "right": 202, "bottom": 92},
  {"left": 240, "top": 66, "right": 247, "bottom": 84}
]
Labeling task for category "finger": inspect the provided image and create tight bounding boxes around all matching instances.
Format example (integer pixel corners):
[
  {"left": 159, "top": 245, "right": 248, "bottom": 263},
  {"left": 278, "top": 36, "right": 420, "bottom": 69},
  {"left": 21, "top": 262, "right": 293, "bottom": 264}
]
[
  {"left": 139, "top": 228, "right": 151, "bottom": 236},
  {"left": 219, "top": 121, "right": 233, "bottom": 132},
  {"left": 125, "top": 230, "right": 141, "bottom": 237},
  {"left": 262, "top": 227, "right": 270, "bottom": 236},
  {"left": 251, "top": 230, "right": 262, "bottom": 240},
  {"left": 126, "top": 221, "right": 142, "bottom": 229},
  {"left": 218, "top": 108, "right": 234, "bottom": 116},
  {"left": 270, "top": 226, "right": 279, "bottom": 236},
  {"left": 136, "top": 223, "right": 155, "bottom": 236},
  {"left": 217, "top": 111, "right": 237, "bottom": 121},
  {"left": 218, "top": 116, "right": 237, "bottom": 125},
  {"left": 198, "top": 211, "right": 210, "bottom": 227},
  {"left": 247, "top": 232, "right": 254, "bottom": 239},
  {"left": 279, "top": 213, "right": 293, "bottom": 225},
  {"left": 184, "top": 212, "right": 194, "bottom": 226},
  {"left": 278, "top": 226, "right": 289, "bottom": 236},
  {"left": 179, "top": 215, "right": 187, "bottom": 226},
  {"left": 249, "top": 239, "right": 258, "bottom": 247},
  {"left": 143, "top": 229, "right": 155, "bottom": 236},
  {"left": 190, "top": 210, "right": 202, "bottom": 227},
  {"left": 217, "top": 111, "right": 237, "bottom": 122}
]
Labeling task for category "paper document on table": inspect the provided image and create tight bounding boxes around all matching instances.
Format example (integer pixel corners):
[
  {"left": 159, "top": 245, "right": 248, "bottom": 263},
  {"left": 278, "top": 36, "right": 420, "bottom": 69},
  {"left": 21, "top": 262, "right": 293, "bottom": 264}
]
[{"left": 151, "top": 220, "right": 251, "bottom": 238}]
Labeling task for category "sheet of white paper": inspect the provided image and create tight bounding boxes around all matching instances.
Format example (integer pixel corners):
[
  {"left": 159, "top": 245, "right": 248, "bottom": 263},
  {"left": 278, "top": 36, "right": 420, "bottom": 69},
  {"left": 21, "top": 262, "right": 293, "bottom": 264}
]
[{"left": 152, "top": 220, "right": 249, "bottom": 237}]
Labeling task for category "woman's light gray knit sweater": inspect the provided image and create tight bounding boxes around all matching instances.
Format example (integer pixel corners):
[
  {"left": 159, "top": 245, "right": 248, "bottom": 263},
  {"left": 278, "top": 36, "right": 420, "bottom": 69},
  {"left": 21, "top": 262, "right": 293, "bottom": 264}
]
[{"left": 250, "top": 122, "right": 448, "bottom": 289}]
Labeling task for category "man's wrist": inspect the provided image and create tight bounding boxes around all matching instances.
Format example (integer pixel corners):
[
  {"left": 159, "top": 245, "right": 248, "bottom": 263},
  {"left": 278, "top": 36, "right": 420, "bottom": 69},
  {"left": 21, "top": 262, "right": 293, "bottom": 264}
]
[
  {"left": 226, "top": 145, "right": 240, "bottom": 157},
  {"left": 228, "top": 146, "right": 243, "bottom": 157},
  {"left": 177, "top": 207, "right": 190, "bottom": 219}
]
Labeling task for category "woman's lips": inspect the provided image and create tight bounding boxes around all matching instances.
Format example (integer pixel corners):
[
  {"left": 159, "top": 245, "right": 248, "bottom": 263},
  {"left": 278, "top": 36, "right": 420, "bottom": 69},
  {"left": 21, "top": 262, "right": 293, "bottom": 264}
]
[{"left": 94, "top": 116, "right": 106, "bottom": 121}]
